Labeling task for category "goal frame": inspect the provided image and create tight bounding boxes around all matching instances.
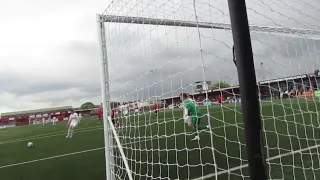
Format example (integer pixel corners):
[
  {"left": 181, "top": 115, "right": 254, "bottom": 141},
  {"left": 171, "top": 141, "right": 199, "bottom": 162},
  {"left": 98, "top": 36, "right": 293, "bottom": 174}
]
[
  {"left": 97, "top": 14, "right": 133, "bottom": 180},
  {"left": 97, "top": 9, "right": 267, "bottom": 179},
  {"left": 98, "top": 15, "right": 320, "bottom": 37},
  {"left": 97, "top": 1, "right": 320, "bottom": 178},
  {"left": 96, "top": 14, "right": 114, "bottom": 180}
]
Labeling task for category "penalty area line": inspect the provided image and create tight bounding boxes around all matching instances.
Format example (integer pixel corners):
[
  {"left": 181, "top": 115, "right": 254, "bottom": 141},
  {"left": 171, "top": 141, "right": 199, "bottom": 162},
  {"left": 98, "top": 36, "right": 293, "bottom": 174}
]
[
  {"left": 190, "top": 144, "right": 320, "bottom": 180},
  {"left": 0, "top": 127, "right": 104, "bottom": 145},
  {"left": 0, "top": 147, "right": 104, "bottom": 169}
]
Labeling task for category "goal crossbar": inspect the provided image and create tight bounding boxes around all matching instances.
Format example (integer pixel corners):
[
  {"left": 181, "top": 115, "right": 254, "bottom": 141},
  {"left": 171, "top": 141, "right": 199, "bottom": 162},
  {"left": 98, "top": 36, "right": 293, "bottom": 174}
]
[{"left": 98, "top": 14, "right": 320, "bottom": 37}]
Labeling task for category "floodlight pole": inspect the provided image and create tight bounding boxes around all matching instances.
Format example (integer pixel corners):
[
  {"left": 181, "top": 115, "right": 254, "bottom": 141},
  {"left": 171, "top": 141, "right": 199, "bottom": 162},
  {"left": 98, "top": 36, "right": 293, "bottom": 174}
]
[
  {"left": 227, "top": 1, "right": 267, "bottom": 180},
  {"left": 97, "top": 14, "right": 115, "bottom": 180}
]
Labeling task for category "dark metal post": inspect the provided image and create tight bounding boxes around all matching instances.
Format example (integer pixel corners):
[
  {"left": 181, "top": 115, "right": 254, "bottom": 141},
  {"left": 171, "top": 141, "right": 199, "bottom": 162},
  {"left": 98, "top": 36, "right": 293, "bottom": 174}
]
[{"left": 227, "top": 0, "right": 267, "bottom": 179}]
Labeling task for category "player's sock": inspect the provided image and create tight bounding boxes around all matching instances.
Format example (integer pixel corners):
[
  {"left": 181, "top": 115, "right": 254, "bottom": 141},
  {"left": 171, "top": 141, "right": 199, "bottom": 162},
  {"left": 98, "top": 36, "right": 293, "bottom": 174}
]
[
  {"left": 70, "top": 129, "right": 73, "bottom": 138},
  {"left": 66, "top": 128, "right": 71, "bottom": 138},
  {"left": 191, "top": 135, "right": 200, "bottom": 141},
  {"left": 116, "top": 121, "right": 120, "bottom": 127}
]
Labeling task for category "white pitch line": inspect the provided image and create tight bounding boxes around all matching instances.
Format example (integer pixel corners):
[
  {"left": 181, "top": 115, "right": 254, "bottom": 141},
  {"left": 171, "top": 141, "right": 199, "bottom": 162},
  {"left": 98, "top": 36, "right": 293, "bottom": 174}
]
[
  {"left": 1, "top": 125, "right": 102, "bottom": 142},
  {"left": 190, "top": 144, "right": 320, "bottom": 180},
  {"left": 0, "top": 101, "right": 307, "bottom": 144},
  {"left": 0, "top": 147, "right": 104, "bottom": 169},
  {"left": 0, "top": 127, "right": 103, "bottom": 145},
  {"left": 0, "top": 116, "right": 167, "bottom": 145},
  {"left": 0, "top": 110, "right": 306, "bottom": 143},
  {"left": 0, "top": 117, "right": 175, "bottom": 146}
]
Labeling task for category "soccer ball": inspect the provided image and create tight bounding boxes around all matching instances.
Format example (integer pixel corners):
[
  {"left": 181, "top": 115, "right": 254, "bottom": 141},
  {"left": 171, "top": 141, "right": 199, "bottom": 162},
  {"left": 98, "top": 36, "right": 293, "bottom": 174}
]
[{"left": 27, "top": 142, "right": 33, "bottom": 148}]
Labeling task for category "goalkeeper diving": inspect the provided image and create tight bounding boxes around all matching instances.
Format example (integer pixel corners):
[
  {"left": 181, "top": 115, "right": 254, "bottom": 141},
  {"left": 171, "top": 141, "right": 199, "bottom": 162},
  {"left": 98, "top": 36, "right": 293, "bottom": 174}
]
[{"left": 180, "top": 93, "right": 210, "bottom": 141}]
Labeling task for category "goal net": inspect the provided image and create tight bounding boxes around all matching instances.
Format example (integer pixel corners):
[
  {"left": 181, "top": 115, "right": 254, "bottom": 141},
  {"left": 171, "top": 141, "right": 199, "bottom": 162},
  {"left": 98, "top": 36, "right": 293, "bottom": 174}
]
[{"left": 97, "top": 0, "right": 320, "bottom": 179}]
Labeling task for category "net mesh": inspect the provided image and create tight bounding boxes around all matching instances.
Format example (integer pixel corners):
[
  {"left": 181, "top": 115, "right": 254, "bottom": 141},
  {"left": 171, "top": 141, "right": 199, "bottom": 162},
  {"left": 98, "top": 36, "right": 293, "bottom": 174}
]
[{"left": 99, "top": 0, "right": 320, "bottom": 179}]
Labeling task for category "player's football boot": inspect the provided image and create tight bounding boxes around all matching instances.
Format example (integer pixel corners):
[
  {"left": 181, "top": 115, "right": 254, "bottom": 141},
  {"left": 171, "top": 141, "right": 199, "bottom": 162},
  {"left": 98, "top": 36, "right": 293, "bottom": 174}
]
[{"left": 191, "top": 136, "right": 200, "bottom": 141}]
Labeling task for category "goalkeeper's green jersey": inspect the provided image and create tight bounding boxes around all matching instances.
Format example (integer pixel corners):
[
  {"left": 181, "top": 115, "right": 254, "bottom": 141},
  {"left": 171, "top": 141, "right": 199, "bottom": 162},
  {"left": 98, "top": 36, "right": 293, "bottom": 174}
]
[{"left": 182, "top": 98, "right": 202, "bottom": 116}]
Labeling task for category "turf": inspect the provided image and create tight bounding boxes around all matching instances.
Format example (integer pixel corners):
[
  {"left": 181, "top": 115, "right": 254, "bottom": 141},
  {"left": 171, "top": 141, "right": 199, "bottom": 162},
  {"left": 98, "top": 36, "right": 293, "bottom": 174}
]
[
  {"left": 0, "top": 119, "right": 106, "bottom": 180},
  {"left": 1, "top": 98, "right": 320, "bottom": 180}
]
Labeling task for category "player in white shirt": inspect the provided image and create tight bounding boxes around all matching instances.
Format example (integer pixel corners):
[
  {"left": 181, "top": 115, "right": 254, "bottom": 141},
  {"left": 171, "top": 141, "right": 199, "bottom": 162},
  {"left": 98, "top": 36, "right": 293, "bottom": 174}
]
[
  {"left": 42, "top": 118, "right": 46, "bottom": 126},
  {"left": 123, "top": 106, "right": 129, "bottom": 120},
  {"left": 78, "top": 113, "right": 82, "bottom": 123},
  {"left": 66, "top": 111, "right": 79, "bottom": 138},
  {"left": 52, "top": 117, "right": 58, "bottom": 125}
]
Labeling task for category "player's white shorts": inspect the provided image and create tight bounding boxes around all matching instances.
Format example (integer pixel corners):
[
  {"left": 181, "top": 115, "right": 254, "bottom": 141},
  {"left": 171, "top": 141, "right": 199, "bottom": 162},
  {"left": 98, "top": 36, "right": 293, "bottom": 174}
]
[
  {"left": 70, "top": 120, "right": 78, "bottom": 127},
  {"left": 123, "top": 111, "right": 128, "bottom": 116}
]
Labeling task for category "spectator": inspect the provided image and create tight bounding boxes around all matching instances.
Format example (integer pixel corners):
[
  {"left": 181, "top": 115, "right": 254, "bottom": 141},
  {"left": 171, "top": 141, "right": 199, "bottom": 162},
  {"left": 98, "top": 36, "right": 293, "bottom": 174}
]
[{"left": 217, "top": 94, "right": 222, "bottom": 104}]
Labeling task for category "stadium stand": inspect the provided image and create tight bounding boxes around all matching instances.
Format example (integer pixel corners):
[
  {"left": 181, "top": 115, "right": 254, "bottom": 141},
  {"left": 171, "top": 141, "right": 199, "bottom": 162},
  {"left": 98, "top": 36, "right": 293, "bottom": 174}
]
[{"left": 0, "top": 106, "right": 73, "bottom": 127}]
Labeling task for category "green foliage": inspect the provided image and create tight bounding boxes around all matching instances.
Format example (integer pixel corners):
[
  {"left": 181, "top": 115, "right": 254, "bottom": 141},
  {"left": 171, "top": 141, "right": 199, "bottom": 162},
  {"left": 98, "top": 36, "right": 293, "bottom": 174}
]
[
  {"left": 81, "top": 102, "right": 95, "bottom": 109},
  {"left": 210, "top": 81, "right": 231, "bottom": 90}
]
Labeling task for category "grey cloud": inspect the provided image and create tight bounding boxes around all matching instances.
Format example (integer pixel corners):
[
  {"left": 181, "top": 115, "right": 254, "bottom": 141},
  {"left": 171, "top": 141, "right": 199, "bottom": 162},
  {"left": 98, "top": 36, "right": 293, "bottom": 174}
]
[
  {"left": 63, "top": 40, "right": 100, "bottom": 59},
  {"left": 32, "top": 88, "right": 101, "bottom": 104},
  {"left": 0, "top": 40, "right": 102, "bottom": 98},
  {"left": 2, "top": 0, "right": 319, "bottom": 108},
  {"left": 246, "top": 0, "right": 320, "bottom": 29},
  {"left": 0, "top": 73, "right": 100, "bottom": 97},
  {"left": 105, "top": 24, "right": 320, "bottom": 101}
]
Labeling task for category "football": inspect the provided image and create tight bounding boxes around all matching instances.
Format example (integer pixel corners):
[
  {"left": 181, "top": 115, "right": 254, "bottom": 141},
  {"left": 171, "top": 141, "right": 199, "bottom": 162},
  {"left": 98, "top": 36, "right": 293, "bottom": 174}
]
[{"left": 27, "top": 142, "right": 33, "bottom": 148}]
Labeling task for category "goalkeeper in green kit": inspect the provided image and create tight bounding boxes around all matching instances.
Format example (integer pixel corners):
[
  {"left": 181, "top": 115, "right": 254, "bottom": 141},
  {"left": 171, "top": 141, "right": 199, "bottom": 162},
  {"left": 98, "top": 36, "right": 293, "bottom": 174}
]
[{"left": 180, "top": 93, "right": 210, "bottom": 141}]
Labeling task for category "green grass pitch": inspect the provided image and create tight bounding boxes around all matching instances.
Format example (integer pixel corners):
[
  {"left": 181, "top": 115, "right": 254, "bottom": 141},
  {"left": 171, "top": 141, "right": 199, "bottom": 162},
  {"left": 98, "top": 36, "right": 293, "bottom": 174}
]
[{"left": 1, "top": 98, "right": 320, "bottom": 180}]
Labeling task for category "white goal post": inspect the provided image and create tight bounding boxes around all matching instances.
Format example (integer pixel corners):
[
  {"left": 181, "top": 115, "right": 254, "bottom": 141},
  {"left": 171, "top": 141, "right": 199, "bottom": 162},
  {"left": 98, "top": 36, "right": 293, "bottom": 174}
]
[{"left": 97, "top": 0, "right": 320, "bottom": 180}]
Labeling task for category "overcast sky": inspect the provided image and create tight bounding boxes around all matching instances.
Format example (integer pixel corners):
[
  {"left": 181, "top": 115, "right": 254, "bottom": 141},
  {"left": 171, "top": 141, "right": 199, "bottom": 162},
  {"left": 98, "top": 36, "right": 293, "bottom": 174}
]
[{"left": 0, "top": 0, "right": 319, "bottom": 112}]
